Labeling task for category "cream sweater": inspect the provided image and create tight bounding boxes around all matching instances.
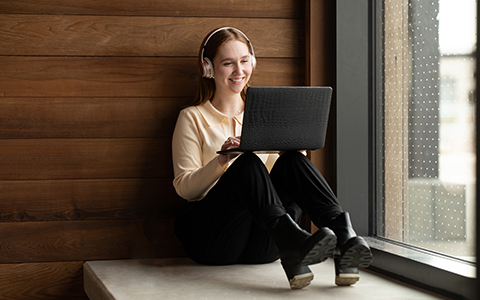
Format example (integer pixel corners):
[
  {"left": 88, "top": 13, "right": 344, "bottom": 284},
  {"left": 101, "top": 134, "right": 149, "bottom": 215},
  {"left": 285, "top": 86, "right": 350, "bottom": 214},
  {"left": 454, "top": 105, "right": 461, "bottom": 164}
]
[{"left": 172, "top": 100, "right": 278, "bottom": 201}]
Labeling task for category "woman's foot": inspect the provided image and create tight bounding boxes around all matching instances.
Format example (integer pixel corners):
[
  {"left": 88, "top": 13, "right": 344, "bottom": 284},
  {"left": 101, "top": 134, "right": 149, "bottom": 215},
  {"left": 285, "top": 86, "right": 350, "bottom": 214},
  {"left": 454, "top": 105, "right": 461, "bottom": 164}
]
[
  {"left": 270, "top": 214, "right": 337, "bottom": 289},
  {"left": 329, "top": 212, "right": 373, "bottom": 286},
  {"left": 336, "top": 236, "right": 372, "bottom": 269},
  {"left": 299, "top": 227, "right": 338, "bottom": 266},
  {"left": 334, "top": 259, "right": 360, "bottom": 286},
  {"left": 282, "top": 264, "right": 314, "bottom": 289}
]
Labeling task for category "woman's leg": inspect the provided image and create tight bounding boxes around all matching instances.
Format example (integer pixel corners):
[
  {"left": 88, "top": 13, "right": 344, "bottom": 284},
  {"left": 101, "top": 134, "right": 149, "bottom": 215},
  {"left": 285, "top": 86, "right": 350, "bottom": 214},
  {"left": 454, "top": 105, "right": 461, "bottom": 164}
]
[
  {"left": 174, "top": 152, "right": 285, "bottom": 265},
  {"left": 270, "top": 151, "right": 343, "bottom": 227},
  {"left": 270, "top": 151, "right": 372, "bottom": 286},
  {"left": 226, "top": 153, "right": 337, "bottom": 288},
  {"left": 175, "top": 152, "right": 336, "bottom": 289}
]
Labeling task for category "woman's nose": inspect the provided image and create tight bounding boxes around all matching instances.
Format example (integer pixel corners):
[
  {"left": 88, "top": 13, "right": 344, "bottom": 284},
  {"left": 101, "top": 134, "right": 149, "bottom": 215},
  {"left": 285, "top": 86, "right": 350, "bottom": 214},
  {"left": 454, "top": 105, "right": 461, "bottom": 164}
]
[{"left": 233, "top": 62, "right": 244, "bottom": 74}]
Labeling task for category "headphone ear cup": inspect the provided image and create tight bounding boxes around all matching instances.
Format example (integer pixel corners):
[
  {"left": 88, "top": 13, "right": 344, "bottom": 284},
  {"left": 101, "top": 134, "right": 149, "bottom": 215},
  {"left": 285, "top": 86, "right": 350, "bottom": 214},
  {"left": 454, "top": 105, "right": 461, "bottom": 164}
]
[
  {"left": 250, "top": 54, "right": 257, "bottom": 70},
  {"left": 202, "top": 57, "right": 214, "bottom": 79}
]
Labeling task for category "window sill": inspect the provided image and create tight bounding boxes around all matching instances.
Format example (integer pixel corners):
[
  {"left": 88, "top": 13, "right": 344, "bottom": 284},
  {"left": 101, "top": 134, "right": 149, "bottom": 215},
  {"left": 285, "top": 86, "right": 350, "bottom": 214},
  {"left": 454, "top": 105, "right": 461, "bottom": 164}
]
[{"left": 365, "top": 236, "right": 476, "bottom": 299}]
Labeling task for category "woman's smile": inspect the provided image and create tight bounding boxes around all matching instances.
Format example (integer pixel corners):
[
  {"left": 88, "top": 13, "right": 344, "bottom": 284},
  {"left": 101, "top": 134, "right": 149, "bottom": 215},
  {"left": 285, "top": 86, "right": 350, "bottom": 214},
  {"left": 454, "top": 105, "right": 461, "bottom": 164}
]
[
  {"left": 229, "top": 77, "right": 245, "bottom": 84},
  {"left": 212, "top": 40, "right": 253, "bottom": 96}
]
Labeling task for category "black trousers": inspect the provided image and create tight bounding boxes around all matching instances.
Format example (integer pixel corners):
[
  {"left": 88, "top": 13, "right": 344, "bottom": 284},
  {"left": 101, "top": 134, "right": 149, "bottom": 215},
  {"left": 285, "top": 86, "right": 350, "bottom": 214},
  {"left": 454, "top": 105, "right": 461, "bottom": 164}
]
[{"left": 174, "top": 151, "right": 343, "bottom": 265}]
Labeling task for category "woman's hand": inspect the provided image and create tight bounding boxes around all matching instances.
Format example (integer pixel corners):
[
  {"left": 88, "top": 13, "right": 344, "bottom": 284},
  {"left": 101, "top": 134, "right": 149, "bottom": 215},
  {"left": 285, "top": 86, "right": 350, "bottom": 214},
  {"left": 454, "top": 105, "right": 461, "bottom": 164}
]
[{"left": 218, "top": 136, "right": 241, "bottom": 167}]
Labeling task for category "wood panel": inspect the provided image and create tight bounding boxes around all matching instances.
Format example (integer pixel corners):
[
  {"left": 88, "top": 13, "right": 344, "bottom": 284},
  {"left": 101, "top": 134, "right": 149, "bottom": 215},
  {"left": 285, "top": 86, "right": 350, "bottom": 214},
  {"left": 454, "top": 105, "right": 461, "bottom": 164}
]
[
  {"left": 0, "top": 218, "right": 182, "bottom": 263},
  {"left": 306, "top": 0, "right": 337, "bottom": 189},
  {"left": 0, "top": 98, "right": 191, "bottom": 139},
  {"left": 0, "top": 57, "right": 304, "bottom": 97},
  {"left": 0, "top": 0, "right": 303, "bottom": 18},
  {"left": 0, "top": 138, "right": 171, "bottom": 180},
  {"left": 0, "top": 261, "right": 87, "bottom": 299},
  {"left": 0, "top": 1, "right": 307, "bottom": 299},
  {"left": 0, "top": 15, "right": 304, "bottom": 57},
  {"left": 0, "top": 179, "right": 185, "bottom": 222}
]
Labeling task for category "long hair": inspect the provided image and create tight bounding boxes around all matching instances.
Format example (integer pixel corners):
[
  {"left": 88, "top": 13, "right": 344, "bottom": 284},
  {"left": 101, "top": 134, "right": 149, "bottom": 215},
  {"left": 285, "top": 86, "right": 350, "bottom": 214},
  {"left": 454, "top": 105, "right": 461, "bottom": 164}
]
[{"left": 191, "top": 27, "right": 252, "bottom": 106}]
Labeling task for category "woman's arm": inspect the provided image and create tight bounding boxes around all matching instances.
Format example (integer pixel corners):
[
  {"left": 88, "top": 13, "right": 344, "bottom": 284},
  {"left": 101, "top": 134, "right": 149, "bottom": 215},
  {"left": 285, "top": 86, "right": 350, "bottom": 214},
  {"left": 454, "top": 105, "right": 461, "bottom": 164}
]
[{"left": 172, "top": 109, "right": 226, "bottom": 201}]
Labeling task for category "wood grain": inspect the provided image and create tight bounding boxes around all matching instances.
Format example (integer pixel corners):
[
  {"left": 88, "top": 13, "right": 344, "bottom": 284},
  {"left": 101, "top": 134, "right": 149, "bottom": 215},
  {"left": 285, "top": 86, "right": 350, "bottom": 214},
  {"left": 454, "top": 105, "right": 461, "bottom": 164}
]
[
  {"left": 306, "top": 0, "right": 337, "bottom": 188},
  {"left": 0, "top": 178, "right": 185, "bottom": 222},
  {"left": 0, "top": 1, "right": 307, "bottom": 299},
  {"left": 0, "top": 57, "right": 304, "bottom": 97},
  {"left": 0, "top": 97, "right": 191, "bottom": 139},
  {"left": 0, "top": 261, "right": 87, "bottom": 299},
  {"left": 0, "top": 15, "right": 304, "bottom": 57},
  {"left": 0, "top": 138, "right": 171, "bottom": 180},
  {"left": 0, "top": 218, "right": 182, "bottom": 263},
  {"left": 0, "top": 0, "right": 303, "bottom": 18}
]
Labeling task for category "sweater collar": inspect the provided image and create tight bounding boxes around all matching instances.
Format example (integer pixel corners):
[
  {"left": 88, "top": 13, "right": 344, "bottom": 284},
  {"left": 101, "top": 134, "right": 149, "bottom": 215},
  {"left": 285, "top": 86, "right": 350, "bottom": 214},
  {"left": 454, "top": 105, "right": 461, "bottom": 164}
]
[{"left": 196, "top": 100, "right": 244, "bottom": 127}]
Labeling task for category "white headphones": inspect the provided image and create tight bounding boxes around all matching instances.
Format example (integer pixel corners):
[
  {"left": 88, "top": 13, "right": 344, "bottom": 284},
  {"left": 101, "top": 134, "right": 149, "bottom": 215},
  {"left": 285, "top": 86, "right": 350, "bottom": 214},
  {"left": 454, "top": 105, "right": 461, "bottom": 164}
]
[{"left": 200, "top": 27, "right": 257, "bottom": 79}]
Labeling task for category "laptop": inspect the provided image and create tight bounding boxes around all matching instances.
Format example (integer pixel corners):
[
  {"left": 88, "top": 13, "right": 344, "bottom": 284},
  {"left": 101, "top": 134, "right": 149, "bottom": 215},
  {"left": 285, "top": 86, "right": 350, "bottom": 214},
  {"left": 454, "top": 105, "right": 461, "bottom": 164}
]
[{"left": 217, "top": 86, "right": 333, "bottom": 154}]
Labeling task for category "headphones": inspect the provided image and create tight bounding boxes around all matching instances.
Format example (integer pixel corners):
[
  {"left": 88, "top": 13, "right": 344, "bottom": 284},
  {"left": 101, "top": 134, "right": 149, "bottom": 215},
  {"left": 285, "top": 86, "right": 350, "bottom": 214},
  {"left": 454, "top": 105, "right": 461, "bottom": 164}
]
[{"left": 200, "top": 27, "right": 256, "bottom": 79}]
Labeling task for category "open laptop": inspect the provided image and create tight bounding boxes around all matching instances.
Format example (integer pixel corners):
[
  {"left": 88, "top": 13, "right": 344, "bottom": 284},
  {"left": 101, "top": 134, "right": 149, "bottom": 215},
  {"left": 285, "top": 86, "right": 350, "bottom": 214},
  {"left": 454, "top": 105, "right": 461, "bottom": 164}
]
[{"left": 217, "top": 86, "right": 333, "bottom": 154}]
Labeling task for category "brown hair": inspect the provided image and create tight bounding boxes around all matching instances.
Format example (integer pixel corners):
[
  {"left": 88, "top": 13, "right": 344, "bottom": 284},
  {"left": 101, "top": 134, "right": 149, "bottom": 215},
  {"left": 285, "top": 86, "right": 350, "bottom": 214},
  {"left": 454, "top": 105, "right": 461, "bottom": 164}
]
[{"left": 191, "top": 27, "right": 252, "bottom": 106}]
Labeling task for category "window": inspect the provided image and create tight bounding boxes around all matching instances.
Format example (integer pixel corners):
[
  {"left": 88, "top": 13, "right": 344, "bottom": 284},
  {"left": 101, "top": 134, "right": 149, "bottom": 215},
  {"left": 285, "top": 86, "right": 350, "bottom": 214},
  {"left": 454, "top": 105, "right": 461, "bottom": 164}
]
[
  {"left": 381, "top": 0, "right": 476, "bottom": 262},
  {"left": 336, "top": 1, "right": 477, "bottom": 298}
]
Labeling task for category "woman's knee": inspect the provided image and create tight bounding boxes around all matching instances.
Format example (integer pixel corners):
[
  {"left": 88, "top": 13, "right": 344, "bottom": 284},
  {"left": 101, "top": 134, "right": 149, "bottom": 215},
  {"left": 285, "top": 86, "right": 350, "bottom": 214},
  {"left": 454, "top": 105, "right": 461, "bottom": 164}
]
[
  {"left": 229, "top": 152, "right": 268, "bottom": 175},
  {"left": 278, "top": 151, "right": 307, "bottom": 163},
  {"left": 271, "top": 151, "right": 307, "bottom": 174},
  {"left": 236, "top": 151, "right": 264, "bottom": 165}
]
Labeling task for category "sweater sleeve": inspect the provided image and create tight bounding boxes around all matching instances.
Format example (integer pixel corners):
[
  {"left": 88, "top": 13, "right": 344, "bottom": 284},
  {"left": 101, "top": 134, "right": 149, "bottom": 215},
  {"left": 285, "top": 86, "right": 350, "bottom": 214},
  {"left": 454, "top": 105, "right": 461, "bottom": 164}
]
[{"left": 171, "top": 109, "right": 225, "bottom": 201}]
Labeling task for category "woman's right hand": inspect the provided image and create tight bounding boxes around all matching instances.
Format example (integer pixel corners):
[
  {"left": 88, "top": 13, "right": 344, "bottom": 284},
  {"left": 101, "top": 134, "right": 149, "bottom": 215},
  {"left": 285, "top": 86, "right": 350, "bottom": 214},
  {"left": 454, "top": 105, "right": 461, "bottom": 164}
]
[{"left": 218, "top": 136, "right": 241, "bottom": 167}]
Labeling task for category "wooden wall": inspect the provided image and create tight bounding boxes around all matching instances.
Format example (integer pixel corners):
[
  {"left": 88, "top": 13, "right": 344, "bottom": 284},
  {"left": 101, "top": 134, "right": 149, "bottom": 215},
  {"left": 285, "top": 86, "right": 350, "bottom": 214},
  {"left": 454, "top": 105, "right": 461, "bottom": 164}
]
[{"left": 0, "top": 0, "right": 313, "bottom": 299}]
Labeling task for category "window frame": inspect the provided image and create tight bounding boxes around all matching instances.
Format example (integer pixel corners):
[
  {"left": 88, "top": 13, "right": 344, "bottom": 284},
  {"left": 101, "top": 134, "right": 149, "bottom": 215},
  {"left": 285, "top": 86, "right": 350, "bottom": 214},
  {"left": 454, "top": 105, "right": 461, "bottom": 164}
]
[{"left": 335, "top": 1, "right": 477, "bottom": 299}]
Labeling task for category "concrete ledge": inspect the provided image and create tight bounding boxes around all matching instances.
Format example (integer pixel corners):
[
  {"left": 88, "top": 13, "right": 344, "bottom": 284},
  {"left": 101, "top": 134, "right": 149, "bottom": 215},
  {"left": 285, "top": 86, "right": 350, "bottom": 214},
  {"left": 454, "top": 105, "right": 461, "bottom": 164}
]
[{"left": 84, "top": 257, "right": 449, "bottom": 300}]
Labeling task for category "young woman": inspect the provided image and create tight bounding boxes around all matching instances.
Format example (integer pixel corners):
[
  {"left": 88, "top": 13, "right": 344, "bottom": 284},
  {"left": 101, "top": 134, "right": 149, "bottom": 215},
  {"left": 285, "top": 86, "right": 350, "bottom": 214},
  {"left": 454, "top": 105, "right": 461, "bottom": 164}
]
[{"left": 171, "top": 27, "right": 372, "bottom": 289}]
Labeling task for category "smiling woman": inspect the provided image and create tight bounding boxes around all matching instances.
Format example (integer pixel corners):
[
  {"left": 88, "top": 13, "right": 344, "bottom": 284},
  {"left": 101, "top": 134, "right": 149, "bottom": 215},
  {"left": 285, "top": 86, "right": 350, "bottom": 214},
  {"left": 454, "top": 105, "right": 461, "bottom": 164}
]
[
  {"left": 210, "top": 40, "right": 252, "bottom": 136},
  {"left": 211, "top": 40, "right": 253, "bottom": 106},
  {"left": 162, "top": 26, "right": 372, "bottom": 291},
  {"left": 193, "top": 27, "right": 256, "bottom": 108},
  {"left": 193, "top": 27, "right": 257, "bottom": 166}
]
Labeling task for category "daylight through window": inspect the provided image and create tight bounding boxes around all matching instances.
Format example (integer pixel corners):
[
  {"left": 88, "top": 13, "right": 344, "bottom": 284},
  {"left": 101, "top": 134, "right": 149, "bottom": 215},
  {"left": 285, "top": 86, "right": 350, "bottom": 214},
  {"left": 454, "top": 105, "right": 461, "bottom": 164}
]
[{"left": 380, "top": 0, "right": 477, "bottom": 262}]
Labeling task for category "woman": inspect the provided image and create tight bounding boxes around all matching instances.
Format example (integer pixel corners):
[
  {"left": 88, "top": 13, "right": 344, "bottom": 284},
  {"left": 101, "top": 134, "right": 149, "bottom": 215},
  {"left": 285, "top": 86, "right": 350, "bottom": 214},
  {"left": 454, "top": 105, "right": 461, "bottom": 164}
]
[{"left": 171, "top": 27, "right": 372, "bottom": 289}]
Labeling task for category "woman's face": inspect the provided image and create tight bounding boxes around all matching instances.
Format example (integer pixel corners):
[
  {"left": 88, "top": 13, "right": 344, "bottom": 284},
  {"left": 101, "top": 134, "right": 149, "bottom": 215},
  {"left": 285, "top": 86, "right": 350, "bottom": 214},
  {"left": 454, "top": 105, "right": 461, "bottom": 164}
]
[{"left": 212, "top": 39, "right": 253, "bottom": 97}]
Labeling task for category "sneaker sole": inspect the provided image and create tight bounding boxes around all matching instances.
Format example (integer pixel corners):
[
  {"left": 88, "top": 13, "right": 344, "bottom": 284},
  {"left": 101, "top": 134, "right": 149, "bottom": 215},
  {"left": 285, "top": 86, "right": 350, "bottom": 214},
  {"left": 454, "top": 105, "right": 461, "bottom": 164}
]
[
  {"left": 301, "top": 229, "right": 337, "bottom": 266},
  {"left": 289, "top": 272, "right": 314, "bottom": 289},
  {"left": 339, "top": 242, "right": 373, "bottom": 269},
  {"left": 335, "top": 273, "right": 360, "bottom": 286}
]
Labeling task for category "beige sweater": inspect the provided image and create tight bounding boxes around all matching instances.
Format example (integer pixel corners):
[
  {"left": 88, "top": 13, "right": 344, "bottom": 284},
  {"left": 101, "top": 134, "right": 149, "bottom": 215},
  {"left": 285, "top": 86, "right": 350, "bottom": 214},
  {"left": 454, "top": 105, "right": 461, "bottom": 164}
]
[{"left": 172, "top": 100, "right": 278, "bottom": 201}]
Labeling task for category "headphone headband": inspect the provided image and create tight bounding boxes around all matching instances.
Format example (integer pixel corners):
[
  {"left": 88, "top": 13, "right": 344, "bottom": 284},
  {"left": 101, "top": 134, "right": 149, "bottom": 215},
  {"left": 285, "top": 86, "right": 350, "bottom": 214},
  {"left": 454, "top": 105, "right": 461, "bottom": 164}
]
[{"left": 199, "top": 27, "right": 256, "bottom": 79}]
